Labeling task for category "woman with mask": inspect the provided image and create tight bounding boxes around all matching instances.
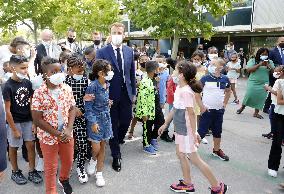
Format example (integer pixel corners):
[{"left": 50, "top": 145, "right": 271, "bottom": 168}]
[
  {"left": 31, "top": 57, "right": 76, "bottom": 194},
  {"left": 237, "top": 48, "right": 275, "bottom": 119}
]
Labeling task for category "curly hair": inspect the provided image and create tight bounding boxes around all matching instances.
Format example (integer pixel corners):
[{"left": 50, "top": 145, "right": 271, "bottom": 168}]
[{"left": 89, "top": 59, "right": 111, "bottom": 81}]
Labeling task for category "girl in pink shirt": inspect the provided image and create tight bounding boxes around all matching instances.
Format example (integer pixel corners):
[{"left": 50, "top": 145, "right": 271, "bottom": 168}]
[{"left": 159, "top": 61, "right": 227, "bottom": 194}]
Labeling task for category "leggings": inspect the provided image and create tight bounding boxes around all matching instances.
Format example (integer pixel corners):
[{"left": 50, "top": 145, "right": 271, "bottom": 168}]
[{"left": 73, "top": 117, "right": 89, "bottom": 169}]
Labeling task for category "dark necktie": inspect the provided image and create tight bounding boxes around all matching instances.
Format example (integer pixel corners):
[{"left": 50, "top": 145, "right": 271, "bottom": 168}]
[
  {"left": 281, "top": 49, "right": 284, "bottom": 65},
  {"left": 116, "top": 48, "right": 123, "bottom": 76}
]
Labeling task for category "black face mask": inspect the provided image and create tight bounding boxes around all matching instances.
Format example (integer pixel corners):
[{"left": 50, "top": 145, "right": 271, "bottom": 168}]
[
  {"left": 198, "top": 47, "right": 203, "bottom": 50},
  {"left": 140, "top": 62, "right": 146, "bottom": 69},
  {"left": 67, "top": 37, "right": 75, "bottom": 43},
  {"left": 154, "top": 73, "right": 158, "bottom": 78},
  {"left": 94, "top": 40, "right": 101, "bottom": 45},
  {"left": 279, "top": 43, "right": 284, "bottom": 48}
]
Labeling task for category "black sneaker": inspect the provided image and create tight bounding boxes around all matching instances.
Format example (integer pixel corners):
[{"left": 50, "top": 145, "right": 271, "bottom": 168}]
[
  {"left": 262, "top": 132, "right": 273, "bottom": 139},
  {"left": 28, "top": 170, "right": 43, "bottom": 184},
  {"left": 161, "top": 134, "right": 174, "bottom": 142},
  {"left": 59, "top": 179, "right": 73, "bottom": 194},
  {"left": 212, "top": 149, "right": 229, "bottom": 161},
  {"left": 211, "top": 183, "right": 228, "bottom": 194},
  {"left": 11, "top": 170, "right": 27, "bottom": 185}
]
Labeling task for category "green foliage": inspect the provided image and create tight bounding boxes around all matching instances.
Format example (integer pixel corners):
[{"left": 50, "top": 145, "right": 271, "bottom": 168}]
[
  {"left": 52, "top": 0, "right": 120, "bottom": 40},
  {"left": 0, "top": 0, "right": 60, "bottom": 37},
  {"left": 123, "top": 0, "right": 239, "bottom": 40}
]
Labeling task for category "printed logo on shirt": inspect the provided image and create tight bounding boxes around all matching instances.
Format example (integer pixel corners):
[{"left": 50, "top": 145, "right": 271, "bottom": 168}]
[{"left": 15, "top": 87, "right": 30, "bottom": 107}]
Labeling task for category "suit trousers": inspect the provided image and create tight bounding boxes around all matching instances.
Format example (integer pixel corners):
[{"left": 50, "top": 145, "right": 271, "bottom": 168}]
[{"left": 109, "top": 86, "right": 132, "bottom": 158}]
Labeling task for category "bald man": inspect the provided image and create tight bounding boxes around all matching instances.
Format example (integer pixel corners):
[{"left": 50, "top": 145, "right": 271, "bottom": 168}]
[{"left": 34, "top": 29, "right": 61, "bottom": 74}]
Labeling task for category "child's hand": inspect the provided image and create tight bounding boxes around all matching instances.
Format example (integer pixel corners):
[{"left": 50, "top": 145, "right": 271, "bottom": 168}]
[
  {"left": 0, "top": 170, "right": 5, "bottom": 182},
  {"left": 160, "top": 103, "right": 165, "bottom": 109},
  {"left": 142, "top": 116, "right": 148, "bottom": 122},
  {"left": 108, "top": 100, "right": 113, "bottom": 108},
  {"left": 194, "top": 133, "right": 201, "bottom": 146},
  {"left": 75, "top": 107, "right": 83, "bottom": 117},
  {"left": 84, "top": 94, "right": 95, "bottom": 102},
  {"left": 12, "top": 129, "right": 21, "bottom": 139},
  {"left": 200, "top": 105, "right": 209, "bottom": 114},
  {"left": 158, "top": 124, "right": 166, "bottom": 136},
  {"left": 264, "top": 85, "right": 271, "bottom": 91},
  {"left": 32, "top": 124, "right": 37, "bottom": 135},
  {"left": 92, "top": 124, "right": 100, "bottom": 134},
  {"left": 223, "top": 103, "right": 227, "bottom": 109},
  {"left": 60, "top": 130, "right": 72, "bottom": 143}
]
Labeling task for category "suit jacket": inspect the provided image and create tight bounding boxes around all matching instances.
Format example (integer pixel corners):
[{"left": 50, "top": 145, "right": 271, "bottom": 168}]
[
  {"left": 34, "top": 43, "right": 61, "bottom": 75},
  {"left": 96, "top": 44, "right": 136, "bottom": 101},
  {"left": 269, "top": 47, "right": 282, "bottom": 66}
]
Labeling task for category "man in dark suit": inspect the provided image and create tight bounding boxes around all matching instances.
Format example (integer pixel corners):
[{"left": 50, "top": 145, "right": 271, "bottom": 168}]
[
  {"left": 96, "top": 22, "right": 136, "bottom": 172},
  {"left": 263, "top": 37, "right": 284, "bottom": 113},
  {"left": 87, "top": 31, "right": 103, "bottom": 51},
  {"left": 34, "top": 29, "right": 61, "bottom": 75}
]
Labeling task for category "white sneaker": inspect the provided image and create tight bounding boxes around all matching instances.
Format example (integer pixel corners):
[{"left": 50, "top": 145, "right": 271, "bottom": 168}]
[
  {"left": 96, "top": 172, "right": 105, "bottom": 187},
  {"left": 201, "top": 138, "right": 208, "bottom": 144},
  {"left": 35, "top": 157, "right": 44, "bottom": 172},
  {"left": 268, "top": 169, "right": 277, "bottom": 177},
  {"left": 76, "top": 167, "right": 88, "bottom": 184},
  {"left": 87, "top": 158, "right": 97, "bottom": 175}
]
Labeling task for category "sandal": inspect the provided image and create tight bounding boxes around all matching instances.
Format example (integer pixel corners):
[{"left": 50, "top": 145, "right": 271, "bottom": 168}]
[
  {"left": 236, "top": 108, "right": 244, "bottom": 114},
  {"left": 253, "top": 114, "right": 264, "bottom": 119}
]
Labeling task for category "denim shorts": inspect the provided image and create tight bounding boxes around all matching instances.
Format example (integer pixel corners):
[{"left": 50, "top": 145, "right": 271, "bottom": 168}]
[
  {"left": 198, "top": 109, "right": 225, "bottom": 139},
  {"left": 87, "top": 111, "right": 113, "bottom": 143},
  {"left": 7, "top": 121, "right": 35, "bottom": 147}
]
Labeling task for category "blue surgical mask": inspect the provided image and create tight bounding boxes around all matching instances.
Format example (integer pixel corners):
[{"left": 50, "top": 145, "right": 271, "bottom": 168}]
[{"left": 208, "top": 65, "right": 217, "bottom": 74}]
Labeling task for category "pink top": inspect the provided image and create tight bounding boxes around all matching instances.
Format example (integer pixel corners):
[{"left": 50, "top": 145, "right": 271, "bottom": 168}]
[{"left": 173, "top": 85, "right": 198, "bottom": 154}]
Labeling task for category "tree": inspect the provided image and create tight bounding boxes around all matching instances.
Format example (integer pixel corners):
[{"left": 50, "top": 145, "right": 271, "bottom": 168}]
[
  {"left": 123, "top": 0, "right": 240, "bottom": 59},
  {"left": 52, "top": 0, "right": 120, "bottom": 41},
  {"left": 0, "top": 0, "right": 60, "bottom": 44}
]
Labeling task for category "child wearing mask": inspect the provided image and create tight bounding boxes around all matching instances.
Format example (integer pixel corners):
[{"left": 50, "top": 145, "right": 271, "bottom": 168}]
[
  {"left": 84, "top": 59, "right": 114, "bottom": 187},
  {"left": 158, "top": 61, "right": 228, "bottom": 194},
  {"left": 128, "top": 54, "right": 149, "bottom": 140},
  {"left": 191, "top": 50, "right": 207, "bottom": 80},
  {"left": 226, "top": 52, "right": 241, "bottom": 104},
  {"left": 84, "top": 47, "right": 96, "bottom": 77},
  {"left": 266, "top": 66, "right": 284, "bottom": 178},
  {"left": 59, "top": 50, "right": 71, "bottom": 73},
  {"left": 31, "top": 57, "right": 76, "bottom": 194},
  {"left": 136, "top": 61, "right": 165, "bottom": 154},
  {"left": 4, "top": 55, "right": 43, "bottom": 185},
  {"left": 65, "top": 56, "right": 90, "bottom": 183},
  {"left": 155, "top": 55, "right": 172, "bottom": 142},
  {"left": 263, "top": 66, "right": 284, "bottom": 140},
  {"left": 198, "top": 58, "right": 231, "bottom": 161}
]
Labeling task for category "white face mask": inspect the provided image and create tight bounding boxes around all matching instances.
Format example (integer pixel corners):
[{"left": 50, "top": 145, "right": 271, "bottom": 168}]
[
  {"left": 73, "top": 74, "right": 83, "bottom": 81},
  {"left": 48, "top": 73, "right": 65, "bottom": 85},
  {"left": 172, "top": 76, "right": 179, "bottom": 84},
  {"left": 260, "top": 55, "right": 268, "bottom": 61},
  {"left": 30, "top": 74, "right": 44, "bottom": 90},
  {"left": 193, "top": 62, "right": 202, "bottom": 67},
  {"left": 208, "top": 65, "right": 217, "bottom": 74},
  {"left": 208, "top": 54, "right": 218, "bottom": 60},
  {"left": 4, "top": 72, "right": 13, "bottom": 79},
  {"left": 105, "top": 71, "right": 114, "bottom": 81},
  {"left": 16, "top": 72, "right": 28, "bottom": 80},
  {"left": 273, "top": 72, "right": 280, "bottom": 79},
  {"left": 111, "top": 35, "right": 123, "bottom": 46}
]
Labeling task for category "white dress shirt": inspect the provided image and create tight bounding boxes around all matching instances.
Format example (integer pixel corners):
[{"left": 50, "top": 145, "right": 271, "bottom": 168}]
[{"left": 112, "top": 44, "right": 125, "bottom": 82}]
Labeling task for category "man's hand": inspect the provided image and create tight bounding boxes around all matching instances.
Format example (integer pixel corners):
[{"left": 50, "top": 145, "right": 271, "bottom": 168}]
[
  {"left": 92, "top": 124, "right": 100, "bottom": 134},
  {"left": 200, "top": 105, "right": 209, "bottom": 114},
  {"left": 108, "top": 100, "right": 113, "bottom": 108}
]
